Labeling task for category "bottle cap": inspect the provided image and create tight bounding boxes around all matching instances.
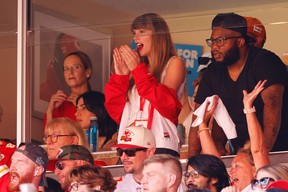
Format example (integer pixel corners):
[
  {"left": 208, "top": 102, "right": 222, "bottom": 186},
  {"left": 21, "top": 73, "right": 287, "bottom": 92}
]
[{"left": 90, "top": 116, "right": 97, "bottom": 121}]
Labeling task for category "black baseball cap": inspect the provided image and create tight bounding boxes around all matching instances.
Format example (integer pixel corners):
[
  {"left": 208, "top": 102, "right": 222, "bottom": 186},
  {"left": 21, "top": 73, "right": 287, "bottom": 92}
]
[
  {"left": 56, "top": 145, "right": 94, "bottom": 165},
  {"left": 212, "top": 12, "right": 249, "bottom": 39},
  {"left": 15, "top": 143, "right": 48, "bottom": 186}
]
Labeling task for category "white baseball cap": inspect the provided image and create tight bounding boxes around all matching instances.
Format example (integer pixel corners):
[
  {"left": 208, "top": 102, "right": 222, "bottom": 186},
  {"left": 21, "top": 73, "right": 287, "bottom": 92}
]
[{"left": 111, "top": 126, "right": 156, "bottom": 149}]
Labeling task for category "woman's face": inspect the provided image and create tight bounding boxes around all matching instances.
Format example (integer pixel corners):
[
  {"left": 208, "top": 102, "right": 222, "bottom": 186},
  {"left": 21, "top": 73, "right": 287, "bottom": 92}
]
[
  {"left": 63, "top": 55, "right": 91, "bottom": 89},
  {"left": 229, "top": 153, "right": 255, "bottom": 191},
  {"left": 133, "top": 28, "right": 153, "bottom": 57},
  {"left": 75, "top": 97, "right": 96, "bottom": 129},
  {"left": 44, "top": 126, "right": 77, "bottom": 159}
]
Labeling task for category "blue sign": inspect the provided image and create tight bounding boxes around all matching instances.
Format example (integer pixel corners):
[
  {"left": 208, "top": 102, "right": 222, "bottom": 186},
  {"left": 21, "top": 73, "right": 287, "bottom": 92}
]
[{"left": 175, "top": 44, "right": 202, "bottom": 96}]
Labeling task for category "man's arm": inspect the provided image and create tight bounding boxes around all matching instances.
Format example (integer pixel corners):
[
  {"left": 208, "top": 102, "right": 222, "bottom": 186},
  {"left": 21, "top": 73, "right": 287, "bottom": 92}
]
[
  {"left": 188, "top": 103, "right": 201, "bottom": 157},
  {"left": 188, "top": 103, "right": 228, "bottom": 157},
  {"left": 261, "top": 84, "right": 284, "bottom": 151}
]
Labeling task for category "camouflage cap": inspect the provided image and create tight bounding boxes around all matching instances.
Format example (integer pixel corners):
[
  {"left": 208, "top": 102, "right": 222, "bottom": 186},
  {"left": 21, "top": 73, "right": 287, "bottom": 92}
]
[{"left": 56, "top": 145, "right": 94, "bottom": 165}]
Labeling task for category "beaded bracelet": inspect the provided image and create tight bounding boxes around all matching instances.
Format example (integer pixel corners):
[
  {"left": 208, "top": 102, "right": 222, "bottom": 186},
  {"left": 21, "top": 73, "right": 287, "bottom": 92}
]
[
  {"left": 243, "top": 106, "right": 256, "bottom": 114},
  {"left": 197, "top": 127, "right": 210, "bottom": 134}
]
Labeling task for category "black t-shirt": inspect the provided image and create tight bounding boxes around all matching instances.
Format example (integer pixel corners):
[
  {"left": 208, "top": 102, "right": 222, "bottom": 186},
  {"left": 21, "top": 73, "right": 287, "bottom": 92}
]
[{"left": 195, "top": 46, "right": 288, "bottom": 152}]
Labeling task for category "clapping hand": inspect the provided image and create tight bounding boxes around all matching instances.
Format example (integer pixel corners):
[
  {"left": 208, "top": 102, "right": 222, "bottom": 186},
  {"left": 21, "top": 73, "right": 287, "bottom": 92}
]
[
  {"left": 113, "top": 48, "right": 130, "bottom": 75},
  {"left": 119, "top": 45, "right": 140, "bottom": 71}
]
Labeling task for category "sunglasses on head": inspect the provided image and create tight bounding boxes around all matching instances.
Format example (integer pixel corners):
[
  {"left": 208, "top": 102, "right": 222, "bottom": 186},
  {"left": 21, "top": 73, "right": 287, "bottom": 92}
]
[
  {"left": 116, "top": 148, "right": 147, "bottom": 157},
  {"left": 55, "top": 161, "right": 64, "bottom": 171},
  {"left": 251, "top": 177, "right": 275, "bottom": 190}
]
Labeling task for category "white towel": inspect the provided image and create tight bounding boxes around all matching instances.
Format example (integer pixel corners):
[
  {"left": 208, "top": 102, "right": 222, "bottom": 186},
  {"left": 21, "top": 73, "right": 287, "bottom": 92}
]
[{"left": 192, "top": 95, "right": 237, "bottom": 139}]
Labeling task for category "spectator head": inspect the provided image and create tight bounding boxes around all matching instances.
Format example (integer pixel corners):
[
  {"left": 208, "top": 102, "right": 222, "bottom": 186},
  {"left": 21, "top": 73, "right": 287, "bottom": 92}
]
[
  {"left": 229, "top": 145, "right": 255, "bottom": 191},
  {"left": 131, "top": 13, "right": 176, "bottom": 82},
  {"left": 251, "top": 164, "right": 288, "bottom": 191},
  {"left": 75, "top": 91, "right": 118, "bottom": 140},
  {"left": 68, "top": 164, "right": 116, "bottom": 192},
  {"left": 141, "top": 154, "right": 182, "bottom": 192},
  {"left": 209, "top": 13, "right": 248, "bottom": 66},
  {"left": 211, "top": 12, "right": 249, "bottom": 41},
  {"left": 245, "top": 16, "right": 266, "bottom": 48},
  {"left": 185, "top": 154, "right": 230, "bottom": 192},
  {"left": 54, "top": 145, "right": 94, "bottom": 190},
  {"left": 63, "top": 51, "right": 93, "bottom": 91},
  {"left": 44, "top": 117, "right": 88, "bottom": 159},
  {"left": 9, "top": 143, "right": 48, "bottom": 191},
  {"left": 111, "top": 126, "right": 156, "bottom": 175}
]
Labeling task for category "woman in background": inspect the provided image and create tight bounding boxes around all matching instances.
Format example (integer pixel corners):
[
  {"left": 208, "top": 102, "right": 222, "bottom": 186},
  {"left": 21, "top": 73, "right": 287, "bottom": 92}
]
[
  {"left": 44, "top": 51, "right": 93, "bottom": 129},
  {"left": 75, "top": 91, "right": 118, "bottom": 151},
  {"left": 43, "top": 117, "right": 88, "bottom": 159},
  {"left": 43, "top": 117, "right": 107, "bottom": 171}
]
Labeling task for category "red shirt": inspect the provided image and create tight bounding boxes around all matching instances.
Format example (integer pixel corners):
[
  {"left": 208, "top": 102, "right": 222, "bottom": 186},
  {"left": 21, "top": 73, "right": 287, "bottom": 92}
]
[{"left": 43, "top": 101, "right": 77, "bottom": 130}]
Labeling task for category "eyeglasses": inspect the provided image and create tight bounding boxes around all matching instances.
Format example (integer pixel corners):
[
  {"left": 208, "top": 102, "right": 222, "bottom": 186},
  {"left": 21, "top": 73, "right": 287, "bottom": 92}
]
[
  {"left": 63, "top": 64, "right": 82, "bottom": 73},
  {"left": 251, "top": 177, "right": 275, "bottom": 190},
  {"left": 43, "top": 133, "right": 75, "bottom": 143},
  {"left": 116, "top": 148, "right": 147, "bottom": 157},
  {"left": 206, "top": 36, "right": 243, "bottom": 47},
  {"left": 55, "top": 161, "right": 64, "bottom": 171},
  {"left": 68, "top": 182, "right": 92, "bottom": 191},
  {"left": 183, "top": 170, "right": 200, "bottom": 179}
]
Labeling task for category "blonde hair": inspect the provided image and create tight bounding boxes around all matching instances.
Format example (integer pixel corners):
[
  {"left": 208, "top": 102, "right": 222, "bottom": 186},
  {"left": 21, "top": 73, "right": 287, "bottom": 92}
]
[
  {"left": 236, "top": 141, "right": 254, "bottom": 166},
  {"left": 46, "top": 117, "right": 88, "bottom": 149},
  {"left": 257, "top": 164, "right": 288, "bottom": 180},
  {"left": 131, "top": 13, "right": 177, "bottom": 82},
  {"left": 143, "top": 154, "right": 182, "bottom": 178}
]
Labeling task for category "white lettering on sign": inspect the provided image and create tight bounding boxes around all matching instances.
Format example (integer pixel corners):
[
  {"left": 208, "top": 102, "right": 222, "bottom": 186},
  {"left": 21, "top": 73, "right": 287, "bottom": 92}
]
[
  {"left": 186, "top": 59, "right": 194, "bottom": 68},
  {"left": 177, "top": 49, "right": 198, "bottom": 59}
]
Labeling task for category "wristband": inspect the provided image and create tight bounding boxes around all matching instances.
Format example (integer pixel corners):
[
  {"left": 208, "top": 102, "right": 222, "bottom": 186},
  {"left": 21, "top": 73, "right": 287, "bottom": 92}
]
[
  {"left": 243, "top": 106, "right": 256, "bottom": 114},
  {"left": 197, "top": 128, "right": 210, "bottom": 134}
]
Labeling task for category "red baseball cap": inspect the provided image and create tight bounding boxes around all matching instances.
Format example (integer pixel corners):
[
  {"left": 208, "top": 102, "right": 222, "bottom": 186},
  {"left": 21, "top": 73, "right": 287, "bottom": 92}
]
[
  {"left": 245, "top": 16, "right": 266, "bottom": 47},
  {"left": 267, "top": 180, "right": 288, "bottom": 190}
]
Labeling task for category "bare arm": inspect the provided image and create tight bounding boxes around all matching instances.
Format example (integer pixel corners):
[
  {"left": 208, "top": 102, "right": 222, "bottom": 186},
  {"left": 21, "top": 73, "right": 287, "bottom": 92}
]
[
  {"left": 188, "top": 103, "right": 201, "bottom": 157},
  {"left": 243, "top": 80, "right": 270, "bottom": 169},
  {"left": 162, "top": 56, "right": 186, "bottom": 92},
  {"left": 197, "top": 96, "right": 221, "bottom": 157},
  {"left": 188, "top": 100, "right": 227, "bottom": 157},
  {"left": 261, "top": 84, "right": 284, "bottom": 152}
]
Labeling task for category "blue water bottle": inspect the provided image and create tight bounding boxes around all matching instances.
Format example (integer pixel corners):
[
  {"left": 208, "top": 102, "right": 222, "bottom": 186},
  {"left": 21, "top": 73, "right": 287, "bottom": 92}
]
[{"left": 89, "top": 116, "right": 98, "bottom": 152}]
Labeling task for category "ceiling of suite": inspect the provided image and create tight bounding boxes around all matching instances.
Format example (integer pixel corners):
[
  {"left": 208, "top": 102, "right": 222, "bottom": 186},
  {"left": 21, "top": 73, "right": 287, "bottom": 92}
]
[
  {"left": 91, "top": 0, "right": 288, "bottom": 16},
  {"left": 3, "top": 0, "right": 288, "bottom": 31},
  {"left": 1, "top": 0, "right": 288, "bottom": 48}
]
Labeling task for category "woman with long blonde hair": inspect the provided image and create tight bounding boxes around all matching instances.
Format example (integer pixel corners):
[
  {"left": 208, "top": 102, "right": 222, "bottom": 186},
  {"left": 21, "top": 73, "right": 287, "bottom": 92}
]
[{"left": 104, "top": 13, "right": 186, "bottom": 157}]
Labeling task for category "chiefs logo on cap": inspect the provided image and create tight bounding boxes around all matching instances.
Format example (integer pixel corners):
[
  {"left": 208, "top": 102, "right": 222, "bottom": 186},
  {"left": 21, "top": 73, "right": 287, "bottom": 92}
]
[{"left": 120, "top": 129, "right": 134, "bottom": 142}]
